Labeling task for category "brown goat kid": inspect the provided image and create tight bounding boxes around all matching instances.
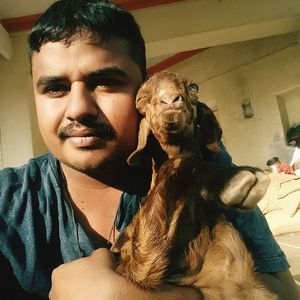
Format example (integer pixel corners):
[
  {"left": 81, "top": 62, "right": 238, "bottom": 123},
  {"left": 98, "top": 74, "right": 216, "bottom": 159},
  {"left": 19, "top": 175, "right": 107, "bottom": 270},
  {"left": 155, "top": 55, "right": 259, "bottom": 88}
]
[{"left": 112, "top": 71, "right": 276, "bottom": 299}]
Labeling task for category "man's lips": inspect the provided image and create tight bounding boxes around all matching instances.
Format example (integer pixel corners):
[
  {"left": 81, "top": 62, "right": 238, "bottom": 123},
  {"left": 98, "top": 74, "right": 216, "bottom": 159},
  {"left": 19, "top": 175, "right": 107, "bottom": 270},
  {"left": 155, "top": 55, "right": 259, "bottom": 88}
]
[
  {"left": 64, "top": 128, "right": 107, "bottom": 138},
  {"left": 58, "top": 123, "right": 115, "bottom": 148},
  {"left": 67, "top": 136, "right": 103, "bottom": 148}
]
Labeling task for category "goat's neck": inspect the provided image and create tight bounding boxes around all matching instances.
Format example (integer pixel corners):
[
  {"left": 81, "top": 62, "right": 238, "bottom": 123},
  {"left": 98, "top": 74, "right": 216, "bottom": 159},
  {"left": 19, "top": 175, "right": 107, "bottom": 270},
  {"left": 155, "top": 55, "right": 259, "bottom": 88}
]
[
  {"left": 149, "top": 140, "right": 197, "bottom": 190},
  {"left": 162, "top": 145, "right": 190, "bottom": 158},
  {"left": 161, "top": 144, "right": 194, "bottom": 159}
]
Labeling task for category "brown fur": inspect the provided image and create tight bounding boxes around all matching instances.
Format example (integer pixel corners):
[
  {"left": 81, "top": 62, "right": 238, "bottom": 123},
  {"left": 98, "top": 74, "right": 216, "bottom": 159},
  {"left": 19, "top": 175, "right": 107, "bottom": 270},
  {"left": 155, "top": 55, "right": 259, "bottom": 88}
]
[{"left": 113, "top": 71, "right": 275, "bottom": 299}]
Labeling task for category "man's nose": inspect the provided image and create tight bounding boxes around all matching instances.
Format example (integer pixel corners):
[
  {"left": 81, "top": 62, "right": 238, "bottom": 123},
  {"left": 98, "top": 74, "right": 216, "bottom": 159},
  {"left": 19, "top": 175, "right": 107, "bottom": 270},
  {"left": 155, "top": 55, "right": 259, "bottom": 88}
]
[{"left": 65, "top": 82, "right": 98, "bottom": 121}]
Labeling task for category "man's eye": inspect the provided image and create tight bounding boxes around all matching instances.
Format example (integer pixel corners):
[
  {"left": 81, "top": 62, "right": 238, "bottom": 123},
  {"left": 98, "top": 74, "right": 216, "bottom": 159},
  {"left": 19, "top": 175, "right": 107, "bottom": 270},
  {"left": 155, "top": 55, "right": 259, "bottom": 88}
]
[
  {"left": 44, "top": 85, "right": 68, "bottom": 97},
  {"left": 90, "top": 78, "right": 124, "bottom": 90}
]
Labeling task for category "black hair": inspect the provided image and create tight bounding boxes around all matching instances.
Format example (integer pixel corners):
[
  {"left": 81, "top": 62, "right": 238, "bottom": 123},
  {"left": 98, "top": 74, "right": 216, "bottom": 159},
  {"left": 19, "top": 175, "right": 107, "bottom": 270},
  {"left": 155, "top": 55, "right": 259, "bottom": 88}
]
[
  {"left": 28, "top": 0, "right": 146, "bottom": 80},
  {"left": 286, "top": 125, "right": 300, "bottom": 145}
]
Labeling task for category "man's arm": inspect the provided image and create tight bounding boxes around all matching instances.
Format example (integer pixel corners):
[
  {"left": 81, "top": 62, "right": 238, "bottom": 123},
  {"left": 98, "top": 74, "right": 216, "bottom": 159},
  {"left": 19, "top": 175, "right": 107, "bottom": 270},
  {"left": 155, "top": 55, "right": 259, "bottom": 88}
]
[
  {"left": 49, "top": 248, "right": 300, "bottom": 300},
  {"left": 49, "top": 248, "right": 202, "bottom": 300},
  {"left": 258, "top": 270, "right": 300, "bottom": 300}
]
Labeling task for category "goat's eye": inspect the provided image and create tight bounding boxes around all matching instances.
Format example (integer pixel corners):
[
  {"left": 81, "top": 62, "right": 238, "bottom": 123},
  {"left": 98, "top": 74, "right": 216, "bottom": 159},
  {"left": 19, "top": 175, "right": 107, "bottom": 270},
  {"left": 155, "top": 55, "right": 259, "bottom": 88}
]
[
  {"left": 136, "top": 95, "right": 148, "bottom": 102},
  {"left": 189, "top": 83, "right": 199, "bottom": 93}
]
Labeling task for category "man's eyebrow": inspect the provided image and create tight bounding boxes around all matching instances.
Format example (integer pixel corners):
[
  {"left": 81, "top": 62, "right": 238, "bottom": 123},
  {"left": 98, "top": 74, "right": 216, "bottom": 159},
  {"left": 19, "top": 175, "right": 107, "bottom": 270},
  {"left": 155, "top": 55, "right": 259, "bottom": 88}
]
[
  {"left": 36, "top": 76, "right": 67, "bottom": 88},
  {"left": 89, "top": 67, "right": 128, "bottom": 78},
  {"left": 36, "top": 67, "right": 128, "bottom": 88}
]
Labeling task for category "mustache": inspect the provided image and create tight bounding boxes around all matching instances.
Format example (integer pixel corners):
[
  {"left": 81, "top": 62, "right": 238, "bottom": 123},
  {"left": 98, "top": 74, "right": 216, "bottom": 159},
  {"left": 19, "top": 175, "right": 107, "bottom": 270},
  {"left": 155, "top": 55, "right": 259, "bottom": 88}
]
[{"left": 58, "top": 121, "right": 115, "bottom": 141}]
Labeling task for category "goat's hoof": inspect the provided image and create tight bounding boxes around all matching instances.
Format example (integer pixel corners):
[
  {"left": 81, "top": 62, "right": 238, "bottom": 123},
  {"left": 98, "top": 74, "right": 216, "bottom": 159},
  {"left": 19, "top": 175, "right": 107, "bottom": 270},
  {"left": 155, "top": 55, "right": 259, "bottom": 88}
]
[{"left": 220, "top": 170, "right": 270, "bottom": 208}]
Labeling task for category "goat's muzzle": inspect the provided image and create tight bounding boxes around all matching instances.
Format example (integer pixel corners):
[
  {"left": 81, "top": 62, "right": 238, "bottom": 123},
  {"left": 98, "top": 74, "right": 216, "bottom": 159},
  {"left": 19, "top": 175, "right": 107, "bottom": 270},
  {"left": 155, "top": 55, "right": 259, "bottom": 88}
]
[{"left": 159, "top": 93, "right": 182, "bottom": 105}]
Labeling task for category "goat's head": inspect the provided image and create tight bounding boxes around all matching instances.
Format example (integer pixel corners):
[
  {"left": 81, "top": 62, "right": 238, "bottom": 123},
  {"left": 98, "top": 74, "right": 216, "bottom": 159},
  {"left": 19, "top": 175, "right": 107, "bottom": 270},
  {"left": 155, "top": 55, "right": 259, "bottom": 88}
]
[
  {"left": 128, "top": 71, "right": 222, "bottom": 167},
  {"left": 136, "top": 71, "right": 199, "bottom": 147}
]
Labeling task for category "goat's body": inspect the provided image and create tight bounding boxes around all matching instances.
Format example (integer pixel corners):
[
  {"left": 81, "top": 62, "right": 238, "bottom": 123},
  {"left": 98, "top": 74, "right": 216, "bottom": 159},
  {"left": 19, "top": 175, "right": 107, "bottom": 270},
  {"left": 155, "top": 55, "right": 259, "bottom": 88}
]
[
  {"left": 113, "top": 71, "right": 275, "bottom": 299},
  {"left": 115, "top": 155, "right": 276, "bottom": 299}
]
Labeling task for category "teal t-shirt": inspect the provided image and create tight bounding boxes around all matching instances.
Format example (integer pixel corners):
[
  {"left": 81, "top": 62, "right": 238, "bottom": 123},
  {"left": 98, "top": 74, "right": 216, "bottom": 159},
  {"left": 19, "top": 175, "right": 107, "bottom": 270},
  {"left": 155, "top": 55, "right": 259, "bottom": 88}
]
[{"left": 0, "top": 153, "right": 288, "bottom": 298}]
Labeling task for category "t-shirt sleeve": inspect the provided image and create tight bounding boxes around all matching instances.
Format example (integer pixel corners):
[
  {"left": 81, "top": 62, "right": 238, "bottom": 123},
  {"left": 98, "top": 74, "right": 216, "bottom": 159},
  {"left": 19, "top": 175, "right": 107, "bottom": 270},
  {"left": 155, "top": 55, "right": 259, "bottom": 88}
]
[
  {"left": 222, "top": 206, "right": 289, "bottom": 273},
  {"left": 290, "top": 147, "right": 300, "bottom": 167}
]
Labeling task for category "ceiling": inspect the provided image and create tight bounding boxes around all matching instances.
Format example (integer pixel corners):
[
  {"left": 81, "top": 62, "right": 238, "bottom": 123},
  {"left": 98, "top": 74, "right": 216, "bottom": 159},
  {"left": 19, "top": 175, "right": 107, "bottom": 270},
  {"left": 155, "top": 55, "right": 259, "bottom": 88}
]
[{"left": 1, "top": 0, "right": 300, "bottom": 67}]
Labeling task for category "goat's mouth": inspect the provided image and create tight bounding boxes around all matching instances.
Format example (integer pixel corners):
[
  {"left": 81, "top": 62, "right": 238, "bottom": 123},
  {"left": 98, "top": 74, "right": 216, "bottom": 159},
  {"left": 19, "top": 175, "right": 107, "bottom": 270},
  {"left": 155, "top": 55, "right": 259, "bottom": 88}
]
[
  {"left": 160, "top": 110, "right": 183, "bottom": 124},
  {"left": 160, "top": 110, "right": 186, "bottom": 131},
  {"left": 161, "top": 120, "right": 181, "bottom": 131}
]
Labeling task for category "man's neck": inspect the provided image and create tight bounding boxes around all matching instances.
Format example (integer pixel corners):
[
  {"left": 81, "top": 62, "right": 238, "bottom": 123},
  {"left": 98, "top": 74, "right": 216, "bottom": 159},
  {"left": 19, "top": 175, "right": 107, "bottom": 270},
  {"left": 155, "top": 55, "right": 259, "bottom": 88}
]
[{"left": 60, "top": 162, "right": 124, "bottom": 245}]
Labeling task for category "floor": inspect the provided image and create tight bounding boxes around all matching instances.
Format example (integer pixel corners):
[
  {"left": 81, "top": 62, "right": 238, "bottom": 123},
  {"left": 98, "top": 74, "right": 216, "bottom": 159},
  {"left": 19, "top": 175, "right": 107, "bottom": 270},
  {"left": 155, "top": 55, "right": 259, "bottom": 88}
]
[{"left": 274, "top": 231, "right": 300, "bottom": 283}]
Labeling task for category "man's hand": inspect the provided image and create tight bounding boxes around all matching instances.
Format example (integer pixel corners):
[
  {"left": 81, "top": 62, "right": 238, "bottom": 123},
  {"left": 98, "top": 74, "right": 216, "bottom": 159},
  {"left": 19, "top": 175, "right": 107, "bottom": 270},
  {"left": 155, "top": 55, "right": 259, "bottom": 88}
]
[
  {"left": 49, "top": 248, "right": 116, "bottom": 300},
  {"left": 258, "top": 270, "right": 300, "bottom": 300},
  {"left": 49, "top": 248, "right": 202, "bottom": 300}
]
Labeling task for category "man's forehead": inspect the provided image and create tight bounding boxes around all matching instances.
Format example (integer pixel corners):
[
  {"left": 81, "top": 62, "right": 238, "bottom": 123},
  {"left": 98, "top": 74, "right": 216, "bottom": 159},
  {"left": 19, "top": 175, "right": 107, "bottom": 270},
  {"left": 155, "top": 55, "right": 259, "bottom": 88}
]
[
  {"left": 33, "top": 35, "right": 130, "bottom": 54},
  {"left": 30, "top": 36, "right": 143, "bottom": 86},
  {"left": 31, "top": 37, "right": 131, "bottom": 72}
]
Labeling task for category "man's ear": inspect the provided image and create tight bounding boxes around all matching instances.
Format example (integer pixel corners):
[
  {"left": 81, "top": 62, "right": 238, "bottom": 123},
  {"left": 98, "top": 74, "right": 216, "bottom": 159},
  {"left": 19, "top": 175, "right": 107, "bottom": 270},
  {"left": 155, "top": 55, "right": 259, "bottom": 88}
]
[{"left": 127, "top": 118, "right": 151, "bottom": 166}]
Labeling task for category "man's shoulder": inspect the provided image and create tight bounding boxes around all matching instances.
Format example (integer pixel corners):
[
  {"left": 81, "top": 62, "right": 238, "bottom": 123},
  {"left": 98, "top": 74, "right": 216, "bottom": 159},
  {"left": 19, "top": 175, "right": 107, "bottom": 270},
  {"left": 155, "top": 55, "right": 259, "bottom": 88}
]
[
  {"left": 0, "top": 152, "right": 62, "bottom": 220},
  {"left": 0, "top": 152, "right": 59, "bottom": 190},
  {"left": 1, "top": 152, "right": 54, "bottom": 173}
]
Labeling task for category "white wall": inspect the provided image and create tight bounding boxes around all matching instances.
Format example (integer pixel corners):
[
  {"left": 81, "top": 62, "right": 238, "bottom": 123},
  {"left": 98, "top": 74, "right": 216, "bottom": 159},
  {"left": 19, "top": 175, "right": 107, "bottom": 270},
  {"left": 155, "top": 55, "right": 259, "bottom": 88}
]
[
  {"left": 0, "top": 128, "right": 3, "bottom": 169},
  {"left": 170, "top": 32, "right": 300, "bottom": 168},
  {"left": 0, "top": 32, "right": 46, "bottom": 168}
]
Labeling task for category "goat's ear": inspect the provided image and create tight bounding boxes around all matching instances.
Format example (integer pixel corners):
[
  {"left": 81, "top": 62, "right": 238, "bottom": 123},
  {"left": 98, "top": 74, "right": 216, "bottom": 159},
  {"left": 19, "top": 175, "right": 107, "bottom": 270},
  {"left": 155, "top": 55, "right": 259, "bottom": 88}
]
[
  {"left": 127, "top": 118, "right": 151, "bottom": 166},
  {"left": 136, "top": 84, "right": 151, "bottom": 116},
  {"left": 196, "top": 102, "right": 223, "bottom": 153}
]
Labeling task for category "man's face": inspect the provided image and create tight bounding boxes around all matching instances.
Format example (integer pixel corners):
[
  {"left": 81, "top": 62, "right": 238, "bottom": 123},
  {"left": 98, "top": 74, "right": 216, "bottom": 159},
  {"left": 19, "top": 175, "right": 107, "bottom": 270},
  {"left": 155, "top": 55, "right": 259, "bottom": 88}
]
[
  {"left": 31, "top": 37, "right": 143, "bottom": 175},
  {"left": 289, "top": 136, "right": 300, "bottom": 147}
]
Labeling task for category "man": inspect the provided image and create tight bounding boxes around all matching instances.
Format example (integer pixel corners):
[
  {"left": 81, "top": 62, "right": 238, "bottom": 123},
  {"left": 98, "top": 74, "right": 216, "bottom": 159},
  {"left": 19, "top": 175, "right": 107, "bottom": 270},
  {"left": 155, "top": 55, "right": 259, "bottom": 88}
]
[
  {"left": 273, "top": 126, "right": 300, "bottom": 175},
  {"left": 287, "top": 125, "right": 300, "bottom": 176},
  {"left": 0, "top": 0, "right": 299, "bottom": 299}
]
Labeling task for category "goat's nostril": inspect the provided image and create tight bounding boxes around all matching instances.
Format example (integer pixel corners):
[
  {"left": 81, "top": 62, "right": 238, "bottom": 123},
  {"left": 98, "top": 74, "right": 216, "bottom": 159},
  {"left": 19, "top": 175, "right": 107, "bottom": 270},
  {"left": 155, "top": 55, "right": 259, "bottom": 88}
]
[
  {"left": 173, "top": 95, "right": 180, "bottom": 102},
  {"left": 160, "top": 93, "right": 181, "bottom": 104}
]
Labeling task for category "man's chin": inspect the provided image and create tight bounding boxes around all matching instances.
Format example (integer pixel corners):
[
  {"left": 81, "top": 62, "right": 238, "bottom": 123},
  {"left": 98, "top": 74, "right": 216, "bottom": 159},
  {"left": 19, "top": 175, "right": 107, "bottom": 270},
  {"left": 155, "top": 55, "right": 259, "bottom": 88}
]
[
  {"left": 61, "top": 150, "right": 127, "bottom": 177},
  {"left": 64, "top": 158, "right": 111, "bottom": 175}
]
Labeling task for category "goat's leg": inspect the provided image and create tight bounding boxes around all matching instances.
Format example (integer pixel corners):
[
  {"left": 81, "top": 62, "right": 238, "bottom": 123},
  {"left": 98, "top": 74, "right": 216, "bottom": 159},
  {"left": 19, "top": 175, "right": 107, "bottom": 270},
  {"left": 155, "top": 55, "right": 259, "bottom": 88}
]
[
  {"left": 175, "top": 156, "right": 270, "bottom": 209},
  {"left": 219, "top": 167, "right": 270, "bottom": 208}
]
